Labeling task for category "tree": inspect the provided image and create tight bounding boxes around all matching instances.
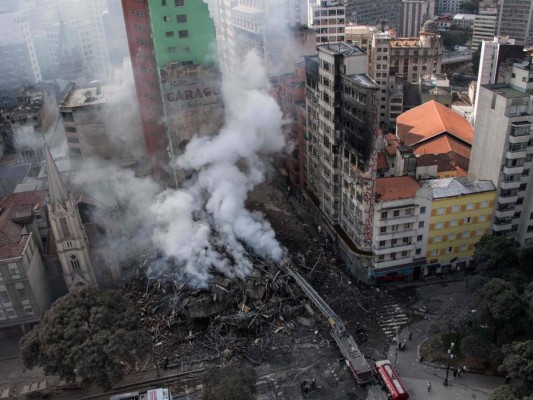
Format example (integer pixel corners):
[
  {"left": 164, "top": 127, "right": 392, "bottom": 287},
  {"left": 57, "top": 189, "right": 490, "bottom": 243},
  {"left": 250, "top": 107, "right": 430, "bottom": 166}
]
[
  {"left": 460, "top": 1, "right": 479, "bottom": 13},
  {"left": 489, "top": 385, "right": 521, "bottom": 400},
  {"left": 20, "top": 288, "right": 151, "bottom": 389},
  {"left": 499, "top": 340, "right": 533, "bottom": 388},
  {"left": 460, "top": 334, "right": 495, "bottom": 359},
  {"left": 519, "top": 246, "right": 533, "bottom": 279},
  {"left": 473, "top": 235, "right": 518, "bottom": 272},
  {"left": 441, "top": 30, "right": 469, "bottom": 51},
  {"left": 203, "top": 365, "right": 258, "bottom": 400},
  {"left": 474, "top": 279, "right": 529, "bottom": 344}
]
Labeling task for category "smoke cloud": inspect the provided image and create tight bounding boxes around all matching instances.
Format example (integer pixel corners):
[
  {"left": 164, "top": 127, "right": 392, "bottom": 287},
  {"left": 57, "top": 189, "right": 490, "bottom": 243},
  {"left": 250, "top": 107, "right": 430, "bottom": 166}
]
[{"left": 90, "top": 51, "right": 286, "bottom": 286}]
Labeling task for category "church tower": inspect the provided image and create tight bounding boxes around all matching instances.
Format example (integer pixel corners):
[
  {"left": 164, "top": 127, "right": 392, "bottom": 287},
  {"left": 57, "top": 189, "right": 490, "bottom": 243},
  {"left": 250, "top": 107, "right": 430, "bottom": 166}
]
[{"left": 45, "top": 144, "right": 97, "bottom": 290}]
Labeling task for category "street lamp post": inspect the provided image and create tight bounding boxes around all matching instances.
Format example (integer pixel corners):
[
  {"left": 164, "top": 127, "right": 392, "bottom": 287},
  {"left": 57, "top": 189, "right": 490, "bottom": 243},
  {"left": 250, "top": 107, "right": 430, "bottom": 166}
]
[{"left": 443, "top": 342, "right": 455, "bottom": 386}]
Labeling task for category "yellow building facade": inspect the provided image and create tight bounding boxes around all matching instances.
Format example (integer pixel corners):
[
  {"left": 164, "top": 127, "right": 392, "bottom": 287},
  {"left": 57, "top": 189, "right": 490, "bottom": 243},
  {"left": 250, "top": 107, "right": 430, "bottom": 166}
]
[{"left": 425, "top": 178, "right": 496, "bottom": 271}]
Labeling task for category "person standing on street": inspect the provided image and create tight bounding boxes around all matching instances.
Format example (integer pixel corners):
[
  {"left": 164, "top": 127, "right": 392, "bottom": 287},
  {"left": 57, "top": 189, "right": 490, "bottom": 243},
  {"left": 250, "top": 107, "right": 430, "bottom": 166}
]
[{"left": 427, "top": 382, "right": 432, "bottom": 392}]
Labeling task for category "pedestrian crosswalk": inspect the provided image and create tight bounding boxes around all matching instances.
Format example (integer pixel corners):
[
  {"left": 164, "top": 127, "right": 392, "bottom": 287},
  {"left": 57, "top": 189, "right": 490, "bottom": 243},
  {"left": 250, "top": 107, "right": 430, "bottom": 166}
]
[{"left": 376, "top": 302, "right": 410, "bottom": 337}]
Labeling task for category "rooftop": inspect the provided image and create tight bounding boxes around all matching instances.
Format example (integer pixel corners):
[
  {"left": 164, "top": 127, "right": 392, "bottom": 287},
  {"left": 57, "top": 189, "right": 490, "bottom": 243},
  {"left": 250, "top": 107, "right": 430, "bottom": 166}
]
[
  {"left": 413, "top": 135, "right": 471, "bottom": 160},
  {"left": 61, "top": 84, "right": 117, "bottom": 108},
  {"left": 424, "top": 177, "right": 495, "bottom": 199},
  {"left": 416, "top": 153, "right": 456, "bottom": 172},
  {"left": 482, "top": 84, "right": 531, "bottom": 98},
  {"left": 375, "top": 176, "right": 420, "bottom": 202},
  {"left": 0, "top": 190, "right": 46, "bottom": 259},
  {"left": 318, "top": 42, "right": 366, "bottom": 57},
  {"left": 396, "top": 100, "right": 474, "bottom": 146},
  {"left": 345, "top": 73, "right": 378, "bottom": 89}
]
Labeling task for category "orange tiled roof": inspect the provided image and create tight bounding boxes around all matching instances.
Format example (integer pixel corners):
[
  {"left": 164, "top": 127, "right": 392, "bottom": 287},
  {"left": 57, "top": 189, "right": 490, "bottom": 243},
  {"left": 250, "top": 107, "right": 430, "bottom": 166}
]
[
  {"left": 397, "top": 101, "right": 473, "bottom": 146},
  {"left": 0, "top": 191, "right": 46, "bottom": 259},
  {"left": 413, "top": 135, "right": 471, "bottom": 160},
  {"left": 375, "top": 176, "right": 421, "bottom": 202}
]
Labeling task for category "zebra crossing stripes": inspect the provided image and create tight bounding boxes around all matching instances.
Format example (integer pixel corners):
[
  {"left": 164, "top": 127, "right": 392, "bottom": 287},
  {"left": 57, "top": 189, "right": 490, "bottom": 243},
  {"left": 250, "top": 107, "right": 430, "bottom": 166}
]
[{"left": 376, "top": 303, "right": 410, "bottom": 337}]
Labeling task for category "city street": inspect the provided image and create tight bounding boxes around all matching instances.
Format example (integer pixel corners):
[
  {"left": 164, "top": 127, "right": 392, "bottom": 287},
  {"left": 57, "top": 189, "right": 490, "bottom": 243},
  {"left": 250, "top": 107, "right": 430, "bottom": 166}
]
[{"left": 387, "top": 320, "right": 503, "bottom": 400}]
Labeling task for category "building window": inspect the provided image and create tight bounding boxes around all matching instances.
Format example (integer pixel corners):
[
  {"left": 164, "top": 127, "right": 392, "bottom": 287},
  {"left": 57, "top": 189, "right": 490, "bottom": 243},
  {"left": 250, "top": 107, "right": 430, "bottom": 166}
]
[
  {"left": 522, "top": 169, "right": 530, "bottom": 176},
  {"left": 24, "top": 307, "right": 34, "bottom": 315},
  {"left": 460, "top": 244, "right": 467, "bottom": 251},
  {"left": 176, "top": 14, "right": 187, "bottom": 23},
  {"left": 180, "top": 45, "right": 190, "bottom": 53},
  {"left": 381, "top": 211, "right": 388, "bottom": 219},
  {"left": 479, "top": 215, "right": 486, "bottom": 222},
  {"left": 481, "top": 201, "right": 488, "bottom": 208},
  {"left": 401, "top": 251, "right": 408, "bottom": 256},
  {"left": 379, "top": 240, "right": 385, "bottom": 247},
  {"left": 467, "top": 203, "right": 473, "bottom": 210},
  {"left": 66, "top": 137, "right": 79, "bottom": 144},
  {"left": 378, "top": 255, "right": 385, "bottom": 260},
  {"left": 420, "top": 206, "right": 426, "bottom": 214},
  {"left": 436, "top": 222, "right": 443, "bottom": 229},
  {"left": 432, "top": 249, "right": 438, "bottom": 256},
  {"left": 380, "top": 226, "right": 386, "bottom": 233},
  {"left": 437, "top": 207, "right": 444, "bottom": 215},
  {"left": 18, "top": 288, "right": 27, "bottom": 301},
  {"left": 393, "top": 210, "right": 400, "bottom": 217},
  {"left": 417, "top": 235, "right": 423, "bottom": 241},
  {"left": 447, "top": 247, "right": 453, "bottom": 254},
  {"left": 70, "top": 255, "right": 81, "bottom": 271},
  {"left": 167, "top": 46, "right": 176, "bottom": 53},
  {"left": 448, "top": 233, "right": 454, "bottom": 240},
  {"left": 178, "top": 30, "right": 189, "bottom": 38},
  {"left": 166, "top": 31, "right": 174, "bottom": 37},
  {"left": 418, "top": 221, "right": 424, "bottom": 228},
  {"left": 434, "top": 236, "right": 441, "bottom": 243},
  {"left": 162, "top": 0, "right": 166, "bottom": 5},
  {"left": 465, "top": 217, "right": 471, "bottom": 224},
  {"left": 175, "top": 0, "right": 184, "bottom": 5},
  {"left": 9, "top": 266, "right": 19, "bottom": 277},
  {"left": 450, "top": 219, "right": 457, "bottom": 227},
  {"left": 476, "top": 229, "right": 483, "bottom": 236},
  {"left": 65, "top": 126, "right": 76, "bottom": 133},
  {"left": 7, "top": 310, "right": 16, "bottom": 318},
  {"left": 392, "top": 225, "right": 398, "bottom": 232},
  {"left": 163, "top": 15, "right": 172, "bottom": 22},
  {"left": 452, "top": 205, "right": 459, "bottom": 212},
  {"left": 0, "top": 291, "right": 10, "bottom": 304},
  {"left": 415, "top": 248, "right": 421, "bottom": 255}
]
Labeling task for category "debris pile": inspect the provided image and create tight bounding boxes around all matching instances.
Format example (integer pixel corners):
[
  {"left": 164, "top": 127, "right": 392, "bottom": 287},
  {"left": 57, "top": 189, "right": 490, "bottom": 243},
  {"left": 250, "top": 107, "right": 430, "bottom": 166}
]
[{"left": 121, "top": 256, "right": 326, "bottom": 368}]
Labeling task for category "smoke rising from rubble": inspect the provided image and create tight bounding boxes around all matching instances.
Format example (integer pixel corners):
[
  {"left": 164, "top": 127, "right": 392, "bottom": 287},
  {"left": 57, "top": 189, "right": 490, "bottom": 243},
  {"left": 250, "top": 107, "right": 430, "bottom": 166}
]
[{"left": 90, "top": 51, "right": 286, "bottom": 286}]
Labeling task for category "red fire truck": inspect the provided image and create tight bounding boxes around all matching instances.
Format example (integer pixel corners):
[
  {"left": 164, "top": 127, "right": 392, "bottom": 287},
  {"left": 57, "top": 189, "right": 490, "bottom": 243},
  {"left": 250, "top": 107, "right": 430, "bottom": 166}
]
[{"left": 374, "top": 360, "right": 409, "bottom": 400}]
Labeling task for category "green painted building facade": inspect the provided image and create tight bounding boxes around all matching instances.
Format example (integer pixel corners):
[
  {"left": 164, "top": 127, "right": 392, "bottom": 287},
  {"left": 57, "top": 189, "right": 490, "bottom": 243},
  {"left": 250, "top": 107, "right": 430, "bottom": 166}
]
[{"left": 148, "top": 0, "right": 217, "bottom": 68}]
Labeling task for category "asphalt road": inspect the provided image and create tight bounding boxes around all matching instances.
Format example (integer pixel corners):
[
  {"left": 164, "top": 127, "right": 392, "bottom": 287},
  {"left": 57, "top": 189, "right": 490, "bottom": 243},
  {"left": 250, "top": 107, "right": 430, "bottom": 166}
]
[{"left": 387, "top": 320, "right": 503, "bottom": 399}]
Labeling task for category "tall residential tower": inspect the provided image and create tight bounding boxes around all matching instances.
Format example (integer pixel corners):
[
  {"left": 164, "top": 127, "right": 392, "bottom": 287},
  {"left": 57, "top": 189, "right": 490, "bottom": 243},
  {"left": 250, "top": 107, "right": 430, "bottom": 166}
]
[{"left": 122, "top": 0, "right": 223, "bottom": 174}]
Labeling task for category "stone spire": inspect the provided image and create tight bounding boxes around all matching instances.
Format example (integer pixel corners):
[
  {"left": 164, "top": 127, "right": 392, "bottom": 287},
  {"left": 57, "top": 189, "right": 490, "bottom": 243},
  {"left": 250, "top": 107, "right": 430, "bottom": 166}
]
[{"left": 44, "top": 144, "right": 68, "bottom": 205}]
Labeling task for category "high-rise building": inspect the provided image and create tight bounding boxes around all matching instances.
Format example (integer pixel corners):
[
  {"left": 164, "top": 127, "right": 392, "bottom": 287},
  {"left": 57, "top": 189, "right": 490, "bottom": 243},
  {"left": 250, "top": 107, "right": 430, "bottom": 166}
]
[
  {"left": 471, "top": 9, "right": 498, "bottom": 52},
  {"left": 304, "top": 42, "right": 380, "bottom": 280},
  {"left": 497, "top": 0, "right": 533, "bottom": 46},
  {"left": 469, "top": 56, "right": 533, "bottom": 245},
  {"left": 400, "top": 0, "right": 435, "bottom": 38},
  {"left": 370, "top": 20, "right": 443, "bottom": 126},
  {"left": 216, "top": 0, "right": 313, "bottom": 78},
  {"left": 344, "top": 0, "right": 402, "bottom": 30},
  {"left": 309, "top": 0, "right": 347, "bottom": 44},
  {"left": 435, "top": 0, "right": 466, "bottom": 15},
  {"left": 122, "top": 0, "right": 223, "bottom": 175},
  {"left": 473, "top": 36, "right": 524, "bottom": 122},
  {"left": 0, "top": 9, "right": 42, "bottom": 108}
]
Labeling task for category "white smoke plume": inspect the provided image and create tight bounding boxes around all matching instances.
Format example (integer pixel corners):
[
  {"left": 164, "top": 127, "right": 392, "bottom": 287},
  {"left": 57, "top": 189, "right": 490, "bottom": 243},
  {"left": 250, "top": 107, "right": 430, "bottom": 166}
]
[
  {"left": 157, "top": 51, "right": 285, "bottom": 283},
  {"left": 90, "top": 51, "right": 286, "bottom": 286}
]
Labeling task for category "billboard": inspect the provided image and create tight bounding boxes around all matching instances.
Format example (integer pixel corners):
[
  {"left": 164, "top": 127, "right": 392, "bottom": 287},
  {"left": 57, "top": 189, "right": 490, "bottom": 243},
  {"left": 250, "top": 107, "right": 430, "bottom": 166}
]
[{"left": 160, "top": 64, "right": 224, "bottom": 148}]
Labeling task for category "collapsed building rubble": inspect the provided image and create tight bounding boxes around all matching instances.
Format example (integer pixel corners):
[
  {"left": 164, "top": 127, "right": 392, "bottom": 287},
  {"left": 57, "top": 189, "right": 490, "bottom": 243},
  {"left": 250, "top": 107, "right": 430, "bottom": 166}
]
[{"left": 121, "top": 255, "right": 328, "bottom": 369}]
